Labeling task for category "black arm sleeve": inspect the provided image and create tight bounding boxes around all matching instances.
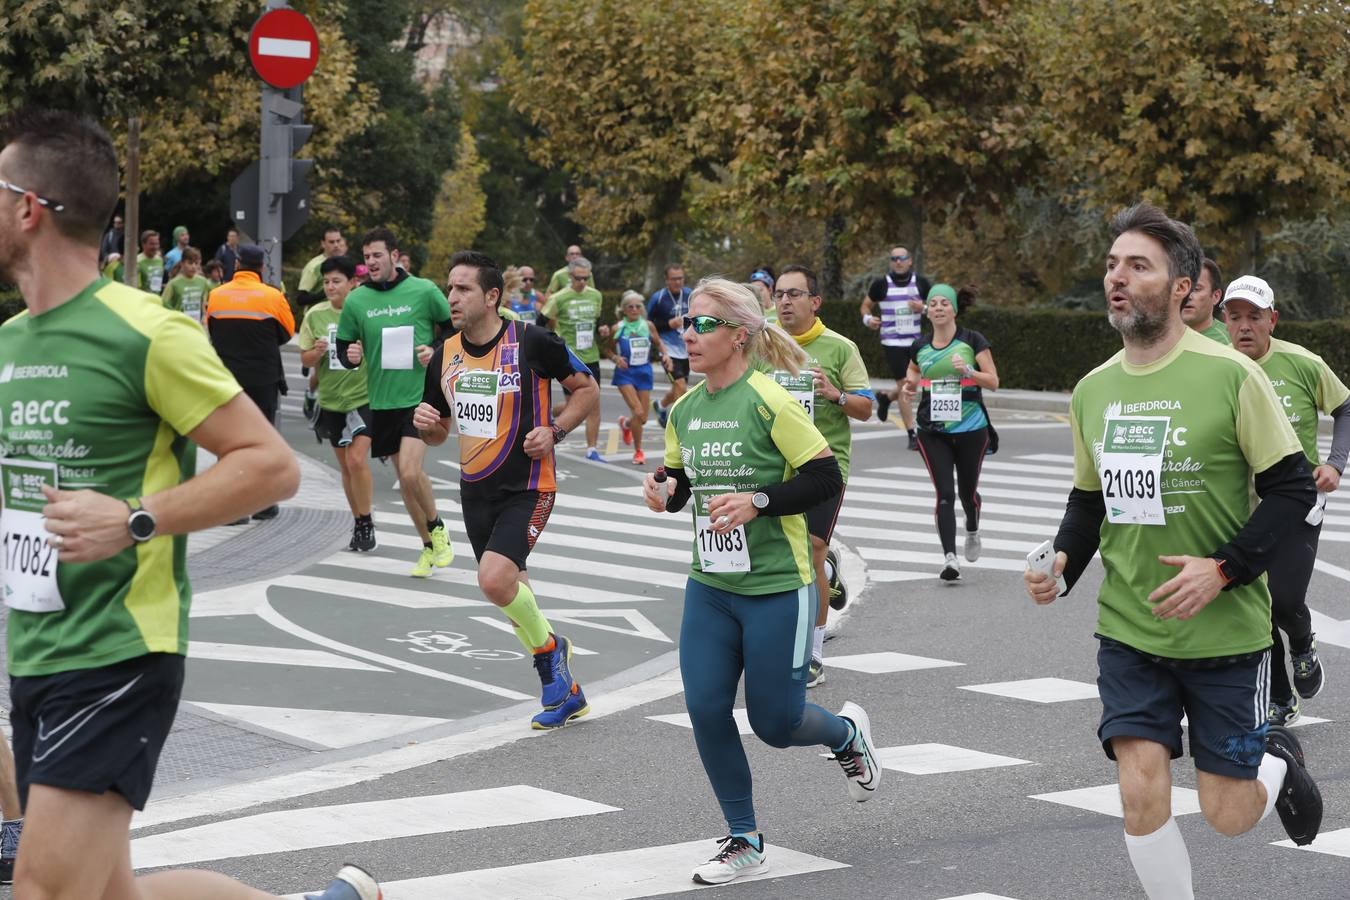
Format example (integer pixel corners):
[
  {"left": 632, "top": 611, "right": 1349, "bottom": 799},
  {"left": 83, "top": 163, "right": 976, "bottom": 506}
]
[
  {"left": 665, "top": 466, "right": 692, "bottom": 514},
  {"left": 760, "top": 455, "right": 843, "bottom": 517},
  {"left": 866, "top": 277, "right": 887, "bottom": 304},
  {"left": 421, "top": 344, "right": 451, "bottom": 416},
  {"left": 335, "top": 337, "right": 359, "bottom": 370},
  {"left": 1053, "top": 488, "right": 1105, "bottom": 595},
  {"left": 917, "top": 275, "right": 933, "bottom": 299},
  {"left": 1211, "top": 451, "right": 1317, "bottom": 587}
]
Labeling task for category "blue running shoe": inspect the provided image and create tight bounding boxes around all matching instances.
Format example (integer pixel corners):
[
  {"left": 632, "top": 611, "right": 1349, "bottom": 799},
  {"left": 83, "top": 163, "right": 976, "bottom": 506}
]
[
  {"left": 531, "top": 682, "right": 590, "bottom": 729},
  {"left": 532, "top": 633, "right": 577, "bottom": 709},
  {"left": 653, "top": 399, "right": 669, "bottom": 428},
  {"left": 305, "top": 864, "right": 382, "bottom": 899},
  {"left": 585, "top": 448, "right": 606, "bottom": 463}
]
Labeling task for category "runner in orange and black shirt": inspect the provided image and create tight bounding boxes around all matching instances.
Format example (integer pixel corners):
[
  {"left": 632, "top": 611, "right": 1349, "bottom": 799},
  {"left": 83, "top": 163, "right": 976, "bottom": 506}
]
[{"left": 414, "top": 250, "right": 598, "bottom": 729}]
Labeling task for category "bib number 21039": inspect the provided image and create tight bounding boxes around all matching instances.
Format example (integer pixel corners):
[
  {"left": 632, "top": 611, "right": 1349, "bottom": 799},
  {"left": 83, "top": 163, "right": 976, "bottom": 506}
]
[
  {"left": 1099, "top": 416, "right": 1169, "bottom": 526},
  {"left": 1, "top": 459, "right": 64, "bottom": 613}
]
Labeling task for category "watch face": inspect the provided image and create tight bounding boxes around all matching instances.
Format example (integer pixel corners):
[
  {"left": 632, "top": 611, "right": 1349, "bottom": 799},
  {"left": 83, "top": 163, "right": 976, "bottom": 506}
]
[{"left": 129, "top": 510, "right": 156, "bottom": 540}]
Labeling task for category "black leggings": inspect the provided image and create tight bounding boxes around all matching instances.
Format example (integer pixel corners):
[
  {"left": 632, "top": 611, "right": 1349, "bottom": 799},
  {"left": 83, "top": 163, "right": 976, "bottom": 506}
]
[
  {"left": 916, "top": 428, "right": 989, "bottom": 555},
  {"left": 1269, "top": 519, "right": 1320, "bottom": 703}
]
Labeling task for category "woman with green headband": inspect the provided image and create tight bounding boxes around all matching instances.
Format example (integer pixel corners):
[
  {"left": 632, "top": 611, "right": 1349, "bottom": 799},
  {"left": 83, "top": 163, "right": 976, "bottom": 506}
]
[{"left": 900, "top": 283, "right": 999, "bottom": 581}]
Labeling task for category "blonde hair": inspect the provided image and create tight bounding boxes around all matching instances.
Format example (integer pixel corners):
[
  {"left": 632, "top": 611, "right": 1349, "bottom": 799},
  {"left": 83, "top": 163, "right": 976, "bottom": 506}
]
[
  {"left": 689, "top": 277, "right": 808, "bottom": 374},
  {"left": 501, "top": 266, "right": 524, "bottom": 301}
]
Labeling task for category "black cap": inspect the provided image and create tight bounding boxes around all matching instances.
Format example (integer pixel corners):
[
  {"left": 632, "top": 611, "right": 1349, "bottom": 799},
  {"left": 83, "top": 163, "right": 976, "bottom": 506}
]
[{"left": 238, "top": 244, "right": 265, "bottom": 268}]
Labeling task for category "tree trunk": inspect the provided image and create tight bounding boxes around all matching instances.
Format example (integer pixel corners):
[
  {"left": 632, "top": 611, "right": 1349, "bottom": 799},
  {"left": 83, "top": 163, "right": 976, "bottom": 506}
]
[
  {"left": 912, "top": 199, "right": 925, "bottom": 280},
  {"left": 123, "top": 115, "right": 141, "bottom": 287},
  {"left": 641, "top": 179, "right": 685, "bottom": 294},
  {"left": 821, "top": 214, "right": 845, "bottom": 302},
  {"left": 1247, "top": 221, "right": 1263, "bottom": 272}
]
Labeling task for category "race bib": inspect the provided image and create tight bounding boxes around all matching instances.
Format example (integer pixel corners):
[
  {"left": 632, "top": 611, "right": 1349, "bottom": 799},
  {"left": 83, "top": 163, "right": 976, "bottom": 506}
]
[
  {"left": 575, "top": 323, "right": 595, "bottom": 352},
  {"left": 149, "top": 272, "right": 163, "bottom": 293},
  {"left": 694, "top": 492, "right": 750, "bottom": 573},
  {"left": 182, "top": 292, "right": 203, "bottom": 323},
  {"left": 381, "top": 325, "right": 415, "bottom": 370},
  {"left": 627, "top": 336, "right": 650, "bottom": 366},
  {"left": 326, "top": 323, "right": 340, "bottom": 369},
  {"left": 930, "top": 380, "right": 963, "bottom": 422},
  {"left": 519, "top": 310, "right": 537, "bottom": 325},
  {"left": 1099, "top": 416, "right": 1169, "bottom": 526},
  {"left": 452, "top": 370, "right": 501, "bottom": 439},
  {"left": 774, "top": 371, "right": 815, "bottom": 419},
  {"left": 1, "top": 459, "right": 64, "bottom": 613}
]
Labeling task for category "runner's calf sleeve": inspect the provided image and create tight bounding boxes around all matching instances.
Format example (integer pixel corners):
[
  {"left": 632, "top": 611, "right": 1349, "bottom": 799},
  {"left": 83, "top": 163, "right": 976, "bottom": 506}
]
[
  {"left": 1124, "top": 818, "right": 1193, "bottom": 900},
  {"left": 1327, "top": 398, "right": 1350, "bottom": 474},
  {"left": 759, "top": 456, "right": 843, "bottom": 517},
  {"left": 502, "top": 582, "right": 552, "bottom": 651},
  {"left": 1054, "top": 488, "right": 1105, "bottom": 595},
  {"left": 1212, "top": 452, "right": 1317, "bottom": 587}
]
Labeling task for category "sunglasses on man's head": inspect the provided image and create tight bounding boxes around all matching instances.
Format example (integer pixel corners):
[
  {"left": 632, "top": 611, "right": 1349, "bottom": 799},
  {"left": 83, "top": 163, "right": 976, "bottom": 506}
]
[{"left": 682, "top": 314, "right": 744, "bottom": 334}]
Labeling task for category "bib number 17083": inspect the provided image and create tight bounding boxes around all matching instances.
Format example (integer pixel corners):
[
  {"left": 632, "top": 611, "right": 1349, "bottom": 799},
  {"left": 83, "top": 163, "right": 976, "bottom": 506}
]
[{"left": 1, "top": 458, "right": 65, "bottom": 613}]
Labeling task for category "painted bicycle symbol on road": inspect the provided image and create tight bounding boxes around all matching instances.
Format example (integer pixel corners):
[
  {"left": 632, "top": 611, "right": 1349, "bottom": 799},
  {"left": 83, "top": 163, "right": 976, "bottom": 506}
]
[{"left": 386, "top": 630, "right": 524, "bottom": 661}]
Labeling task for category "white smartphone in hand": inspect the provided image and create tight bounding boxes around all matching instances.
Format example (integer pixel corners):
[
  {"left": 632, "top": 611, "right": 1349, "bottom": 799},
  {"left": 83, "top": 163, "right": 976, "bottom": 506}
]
[{"left": 1026, "top": 539, "right": 1065, "bottom": 596}]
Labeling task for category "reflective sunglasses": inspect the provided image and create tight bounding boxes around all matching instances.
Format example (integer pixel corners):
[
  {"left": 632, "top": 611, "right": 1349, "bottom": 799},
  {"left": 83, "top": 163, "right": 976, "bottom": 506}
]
[
  {"left": 0, "top": 179, "right": 64, "bottom": 212},
  {"left": 890, "top": 254, "right": 910, "bottom": 262},
  {"left": 682, "top": 314, "right": 744, "bottom": 334}
]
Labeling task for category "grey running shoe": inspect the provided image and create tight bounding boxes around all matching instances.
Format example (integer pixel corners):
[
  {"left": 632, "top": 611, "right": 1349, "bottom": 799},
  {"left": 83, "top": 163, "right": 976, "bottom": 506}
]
[
  {"left": 692, "top": 834, "right": 766, "bottom": 885},
  {"left": 807, "top": 658, "right": 825, "bottom": 688},
  {"left": 1267, "top": 695, "right": 1301, "bottom": 727},
  {"left": 833, "top": 701, "right": 880, "bottom": 802},
  {"left": 963, "top": 530, "right": 982, "bottom": 563},
  {"left": 1292, "top": 638, "right": 1325, "bottom": 700},
  {"left": 940, "top": 552, "right": 961, "bottom": 581},
  {"left": 1265, "top": 725, "right": 1322, "bottom": 846}
]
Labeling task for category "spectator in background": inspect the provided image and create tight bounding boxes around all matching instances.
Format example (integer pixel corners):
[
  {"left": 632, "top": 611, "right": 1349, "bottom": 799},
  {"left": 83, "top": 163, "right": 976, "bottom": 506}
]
[
  {"left": 161, "top": 247, "right": 211, "bottom": 325},
  {"left": 295, "top": 225, "right": 348, "bottom": 308},
  {"left": 749, "top": 268, "right": 776, "bottom": 325},
  {"left": 163, "top": 225, "right": 190, "bottom": 271},
  {"left": 214, "top": 226, "right": 241, "bottom": 280},
  {"left": 99, "top": 213, "right": 122, "bottom": 264},
  {"left": 136, "top": 229, "right": 165, "bottom": 294},
  {"left": 205, "top": 244, "right": 295, "bottom": 521},
  {"left": 545, "top": 244, "right": 594, "bottom": 297},
  {"left": 102, "top": 252, "right": 123, "bottom": 283},
  {"left": 203, "top": 258, "right": 224, "bottom": 286}
]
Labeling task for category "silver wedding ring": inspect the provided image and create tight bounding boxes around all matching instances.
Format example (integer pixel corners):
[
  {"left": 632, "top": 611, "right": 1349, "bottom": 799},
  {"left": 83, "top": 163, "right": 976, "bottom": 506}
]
[{"left": 50, "top": 534, "right": 64, "bottom": 549}]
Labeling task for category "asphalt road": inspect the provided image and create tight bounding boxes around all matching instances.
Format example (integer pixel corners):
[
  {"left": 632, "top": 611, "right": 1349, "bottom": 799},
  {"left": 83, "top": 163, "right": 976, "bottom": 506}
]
[{"left": 117, "top": 361, "right": 1350, "bottom": 900}]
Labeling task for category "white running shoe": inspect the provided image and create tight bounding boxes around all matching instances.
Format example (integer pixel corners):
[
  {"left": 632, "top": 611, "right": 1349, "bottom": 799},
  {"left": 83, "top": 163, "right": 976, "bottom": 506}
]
[
  {"left": 692, "top": 834, "right": 767, "bottom": 884},
  {"left": 940, "top": 552, "right": 961, "bottom": 581},
  {"left": 964, "top": 530, "right": 982, "bottom": 562},
  {"left": 833, "top": 701, "right": 881, "bottom": 802}
]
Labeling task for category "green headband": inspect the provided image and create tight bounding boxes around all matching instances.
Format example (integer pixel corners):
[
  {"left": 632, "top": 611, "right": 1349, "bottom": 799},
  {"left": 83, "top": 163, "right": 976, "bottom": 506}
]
[{"left": 929, "top": 283, "right": 958, "bottom": 313}]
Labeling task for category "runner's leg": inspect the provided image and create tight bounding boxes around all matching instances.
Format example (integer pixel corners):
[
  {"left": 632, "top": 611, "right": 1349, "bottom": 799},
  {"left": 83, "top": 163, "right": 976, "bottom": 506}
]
[
  {"left": 915, "top": 431, "right": 958, "bottom": 555},
  {"left": 954, "top": 427, "right": 989, "bottom": 533},
  {"left": 395, "top": 436, "right": 436, "bottom": 542},
  {"left": 333, "top": 446, "right": 357, "bottom": 515},
  {"left": 632, "top": 388, "right": 650, "bottom": 455},
  {"left": 346, "top": 434, "right": 374, "bottom": 517},
  {"left": 1268, "top": 521, "right": 1320, "bottom": 713}
]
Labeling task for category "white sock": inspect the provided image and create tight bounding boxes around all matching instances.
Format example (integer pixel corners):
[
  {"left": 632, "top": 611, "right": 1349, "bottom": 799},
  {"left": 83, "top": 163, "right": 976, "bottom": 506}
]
[
  {"left": 812, "top": 626, "right": 825, "bottom": 660},
  {"left": 823, "top": 555, "right": 837, "bottom": 583},
  {"left": 1257, "top": 752, "right": 1287, "bottom": 821},
  {"left": 1124, "top": 817, "right": 1193, "bottom": 900},
  {"left": 587, "top": 446, "right": 597, "bottom": 453}
]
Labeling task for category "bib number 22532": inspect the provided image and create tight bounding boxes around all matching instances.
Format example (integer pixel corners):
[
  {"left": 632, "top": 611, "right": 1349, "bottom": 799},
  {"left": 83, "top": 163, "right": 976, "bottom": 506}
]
[
  {"left": 1, "top": 459, "right": 64, "bottom": 612},
  {"left": 1099, "top": 416, "right": 1169, "bottom": 526}
]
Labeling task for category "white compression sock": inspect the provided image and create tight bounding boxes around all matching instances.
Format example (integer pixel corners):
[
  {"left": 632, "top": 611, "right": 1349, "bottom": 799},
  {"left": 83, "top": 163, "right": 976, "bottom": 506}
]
[
  {"left": 1257, "top": 752, "right": 1288, "bottom": 821},
  {"left": 1124, "top": 817, "right": 1193, "bottom": 900},
  {"left": 824, "top": 555, "right": 836, "bottom": 583},
  {"left": 812, "top": 626, "right": 825, "bottom": 660}
]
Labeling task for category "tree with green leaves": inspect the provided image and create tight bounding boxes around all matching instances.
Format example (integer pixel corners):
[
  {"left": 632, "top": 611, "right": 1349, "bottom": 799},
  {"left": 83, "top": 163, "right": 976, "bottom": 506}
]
[{"left": 426, "top": 123, "right": 488, "bottom": 277}]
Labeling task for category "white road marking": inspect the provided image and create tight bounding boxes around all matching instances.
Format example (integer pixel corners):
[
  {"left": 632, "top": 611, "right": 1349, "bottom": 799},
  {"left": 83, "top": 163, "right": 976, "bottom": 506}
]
[
  {"left": 826, "top": 651, "right": 963, "bottom": 674},
  {"left": 133, "top": 785, "right": 616, "bottom": 869},
  {"left": 858, "top": 546, "right": 1027, "bottom": 573},
  {"left": 189, "top": 702, "right": 449, "bottom": 749},
  {"left": 274, "top": 574, "right": 490, "bottom": 609},
  {"left": 648, "top": 708, "right": 753, "bottom": 735},
  {"left": 467, "top": 616, "right": 597, "bottom": 654},
  {"left": 959, "top": 677, "right": 1101, "bottom": 704},
  {"left": 1272, "top": 826, "right": 1350, "bottom": 857},
  {"left": 877, "top": 743, "right": 1032, "bottom": 775},
  {"left": 1031, "top": 784, "right": 1201, "bottom": 818},
  {"left": 187, "top": 642, "right": 386, "bottom": 672}
]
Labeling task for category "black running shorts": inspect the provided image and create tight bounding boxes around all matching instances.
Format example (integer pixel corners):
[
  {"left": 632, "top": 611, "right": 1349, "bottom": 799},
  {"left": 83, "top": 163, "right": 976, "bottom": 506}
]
[
  {"left": 461, "top": 485, "right": 555, "bottom": 570},
  {"left": 370, "top": 405, "right": 419, "bottom": 459},
  {"left": 883, "top": 344, "right": 914, "bottom": 380},
  {"left": 10, "top": 652, "right": 185, "bottom": 810},
  {"left": 316, "top": 405, "right": 374, "bottom": 448}
]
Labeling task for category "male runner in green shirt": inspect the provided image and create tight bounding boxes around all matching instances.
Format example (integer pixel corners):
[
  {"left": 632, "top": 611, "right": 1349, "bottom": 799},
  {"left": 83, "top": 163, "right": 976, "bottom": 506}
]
[
  {"left": 543, "top": 243, "right": 594, "bottom": 297},
  {"left": 336, "top": 226, "right": 454, "bottom": 578},
  {"left": 541, "top": 256, "right": 608, "bottom": 460},
  {"left": 159, "top": 246, "right": 210, "bottom": 324},
  {"left": 295, "top": 225, "right": 347, "bottom": 308},
  {"left": 1223, "top": 274, "right": 1350, "bottom": 725},
  {"left": 1025, "top": 204, "right": 1321, "bottom": 900},
  {"left": 0, "top": 107, "right": 380, "bottom": 900},
  {"left": 135, "top": 228, "right": 164, "bottom": 293},
  {"left": 1182, "top": 256, "right": 1229, "bottom": 345},
  {"left": 770, "top": 264, "right": 873, "bottom": 687}
]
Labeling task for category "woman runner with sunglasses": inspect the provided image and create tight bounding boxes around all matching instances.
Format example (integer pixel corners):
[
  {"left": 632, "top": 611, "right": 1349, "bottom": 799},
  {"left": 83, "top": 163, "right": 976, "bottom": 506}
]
[{"left": 641, "top": 278, "right": 882, "bottom": 886}]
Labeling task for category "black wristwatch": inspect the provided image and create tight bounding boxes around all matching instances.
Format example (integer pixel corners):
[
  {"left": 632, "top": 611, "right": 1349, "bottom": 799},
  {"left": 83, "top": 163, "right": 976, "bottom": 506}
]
[
  {"left": 751, "top": 491, "right": 770, "bottom": 511},
  {"left": 126, "top": 498, "right": 157, "bottom": 543},
  {"left": 551, "top": 424, "right": 568, "bottom": 445}
]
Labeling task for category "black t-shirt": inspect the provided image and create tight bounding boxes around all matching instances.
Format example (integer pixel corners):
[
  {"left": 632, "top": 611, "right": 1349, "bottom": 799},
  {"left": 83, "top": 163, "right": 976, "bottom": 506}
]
[{"left": 867, "top": 271, "right": 933, "bottom": 303}]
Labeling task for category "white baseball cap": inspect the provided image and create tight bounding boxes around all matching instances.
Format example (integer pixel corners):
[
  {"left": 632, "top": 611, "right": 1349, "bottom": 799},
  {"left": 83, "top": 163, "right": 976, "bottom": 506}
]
[{"left": 1222, "top": 275, "right": 1275, "bottom": 310}]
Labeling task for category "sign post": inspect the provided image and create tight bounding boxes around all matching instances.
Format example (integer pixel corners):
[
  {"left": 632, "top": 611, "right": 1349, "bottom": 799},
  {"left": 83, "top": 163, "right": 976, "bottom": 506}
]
[{"left": 243, "top": 3, "right": 320, "bottom": 287}]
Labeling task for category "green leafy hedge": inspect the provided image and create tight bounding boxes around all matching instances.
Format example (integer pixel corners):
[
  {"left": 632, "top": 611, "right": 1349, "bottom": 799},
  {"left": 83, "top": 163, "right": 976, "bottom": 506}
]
[{"left": 819, "top": 304, "right": 1350, "bottom": 392}]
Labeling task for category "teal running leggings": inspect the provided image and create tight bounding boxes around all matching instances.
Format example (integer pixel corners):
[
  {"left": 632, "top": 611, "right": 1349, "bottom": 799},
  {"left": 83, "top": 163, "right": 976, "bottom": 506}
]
[{"left": 680, "top": 578, "right": 852, "bottom": 833}]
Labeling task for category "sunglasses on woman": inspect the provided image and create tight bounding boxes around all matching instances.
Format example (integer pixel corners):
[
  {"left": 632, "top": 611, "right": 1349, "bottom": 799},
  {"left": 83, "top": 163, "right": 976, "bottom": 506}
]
[{"left": 682, "top": 314, "right": 744, "bottom": 334}]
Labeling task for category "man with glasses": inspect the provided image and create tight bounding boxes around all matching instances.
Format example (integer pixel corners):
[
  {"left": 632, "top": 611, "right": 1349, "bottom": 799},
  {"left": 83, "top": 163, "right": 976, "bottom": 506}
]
[
  {"left": 0, "top": 108, "right": 382, "bottom": 900},
  {"left": 541, "top": 257, "right": 608, "bottom": 461},
  {"left": 861, "top": 245, "right": 930, "bottom": 450},
  {"left": 648, "top": 262, "right": 693, "bottom": 427},
  {"left": 519, "top": 265, "right": 541, "bottom": 313},
  {"left": 1183, "top": 257, "right": 1230, "bottom": 345},
  {"left": 544, "top": 244, "right": 594, "bottom": 299},
  {"left": 769, "top": 265, "right": 873, "bottom": 686}
]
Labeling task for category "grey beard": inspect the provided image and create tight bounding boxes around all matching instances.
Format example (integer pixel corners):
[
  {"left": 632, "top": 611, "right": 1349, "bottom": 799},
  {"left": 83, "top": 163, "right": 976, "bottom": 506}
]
[{"left": 1108, "top": 304, "right": 1170, "bottom": 346}]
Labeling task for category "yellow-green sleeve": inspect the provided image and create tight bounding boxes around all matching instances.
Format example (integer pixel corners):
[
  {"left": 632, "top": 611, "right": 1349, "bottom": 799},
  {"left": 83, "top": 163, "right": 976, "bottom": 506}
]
[
  {"left": 1070, "top": 393, "right": 1101, "bottom": 491},
  {"left": 664, "top": 419, "right": 682, "bottom": 469},
  {"left": 160, "top": 280, "right": 174, "bottom": 307},
  {"left": 1236, "top": 370, "right": 1303, "bottom": 474},
  {"left": 540, "top": 296, "right": 558, "bottom": 319},
  {"left": 769, "top": 392, "right": 829, "bottom": 468},
  {"left": 146, "top": 313, "right": 243, "bottom": 435},
  {"left": 1317, "top": 358, "right": 1350, "bottom": 415},
  {"left": 297, "top": 256, "right": 322, "bottom": 293},
  {"left": 840, "top": 345, "right": 871, "bottom": 392},
  {"left": 297, "top": 308, "right": 318, "bottom": 351}
]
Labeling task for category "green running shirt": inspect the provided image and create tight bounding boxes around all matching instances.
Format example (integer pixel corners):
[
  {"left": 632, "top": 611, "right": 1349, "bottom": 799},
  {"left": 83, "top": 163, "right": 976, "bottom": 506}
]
[
  {"left": 1069, "top": 328, "right": 1301, "bottom": 659},
  {"left": 161, "top": 274, "right": 211, "bottom": 323},
  {"left": 1200, "top": 320, "right": 1232, "bottom": 346},
  {"left": 298, "top": 301, "right": 371, "bottom": 413},
  {"left": 0, "top": 278, "right": 242, "bottom": 676},
  {"left": 336, "top": 275, "right": 451, "bottom": 410},
  {"left": 767, "top": 325, "right": 870, "bottom": 481},
  {"left": 913, "top": 327, "right": 991, "bottom": 433},
  {"left": 1254, "top": 337, "right": 1350, "bottom": 466},
  {"left": 664, "top": 368, "right": 828, "bottom": 595},
  {"left": 541, "top": 287, "right": 604, "bottom": 364}
]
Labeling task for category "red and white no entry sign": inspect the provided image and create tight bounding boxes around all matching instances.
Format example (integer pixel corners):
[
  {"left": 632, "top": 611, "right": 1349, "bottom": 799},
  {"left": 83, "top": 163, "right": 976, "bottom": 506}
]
[{"left": 248, "top": 8, "right": 320, "bottom": 89}]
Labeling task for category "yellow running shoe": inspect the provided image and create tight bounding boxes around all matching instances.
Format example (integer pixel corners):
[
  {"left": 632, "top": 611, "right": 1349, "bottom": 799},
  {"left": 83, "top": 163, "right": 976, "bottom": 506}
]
[
  {"left": 411, "top": 545, "right": 436, "bottom": 578},
  {"left": 429, "top": 524, "right": 454, "bottom": 567}
]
